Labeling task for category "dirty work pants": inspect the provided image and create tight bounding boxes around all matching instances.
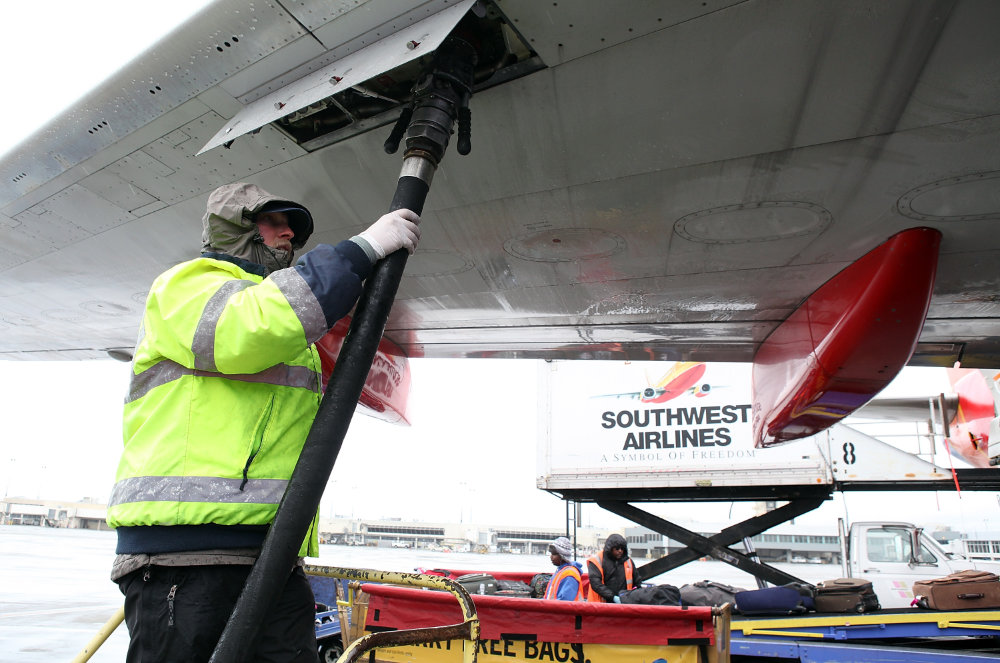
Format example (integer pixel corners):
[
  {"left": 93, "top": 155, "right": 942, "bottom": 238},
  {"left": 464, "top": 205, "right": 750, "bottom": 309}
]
[{"left": 118, "top": 564, "right": 318, "bottom": 662}]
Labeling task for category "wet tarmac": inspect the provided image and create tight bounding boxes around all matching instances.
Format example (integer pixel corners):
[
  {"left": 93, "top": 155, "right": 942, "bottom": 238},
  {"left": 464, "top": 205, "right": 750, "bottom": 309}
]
[{"left": 0, "top": 526, "right": 128, "bottom": 662}]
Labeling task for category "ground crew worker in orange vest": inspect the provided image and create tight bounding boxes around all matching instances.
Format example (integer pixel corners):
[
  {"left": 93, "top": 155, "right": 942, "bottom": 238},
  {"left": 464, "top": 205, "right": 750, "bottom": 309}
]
[
  {"left": 586, "top": 533, "right": 635, "bottom": 603},
  {"left": 542, "top": 537, "right": 584, "bottom": 601}
]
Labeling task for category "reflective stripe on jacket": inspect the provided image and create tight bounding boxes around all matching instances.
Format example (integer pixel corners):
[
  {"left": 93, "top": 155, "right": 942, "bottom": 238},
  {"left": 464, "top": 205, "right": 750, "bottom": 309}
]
[
  {"left": 543, "top": 563, "right": 583, "bottom": 601},
  {"left": 107, "top": 255, "right": 334, "bottom": 557},
  {"left": 585, "top": 551, "right": 635, "bottom": 602}
]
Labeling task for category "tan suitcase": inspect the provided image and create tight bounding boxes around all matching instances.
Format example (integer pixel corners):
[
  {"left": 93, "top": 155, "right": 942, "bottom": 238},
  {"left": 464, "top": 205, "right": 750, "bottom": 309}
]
[{"left": 912, "top": 570, "right": 1000, "bottom": 610}]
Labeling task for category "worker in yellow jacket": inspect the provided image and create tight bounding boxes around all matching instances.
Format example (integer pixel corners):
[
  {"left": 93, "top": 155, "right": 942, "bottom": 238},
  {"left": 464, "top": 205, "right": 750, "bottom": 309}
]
[{"left": 107, "top": 182, "right": 420, "bottom": 662}]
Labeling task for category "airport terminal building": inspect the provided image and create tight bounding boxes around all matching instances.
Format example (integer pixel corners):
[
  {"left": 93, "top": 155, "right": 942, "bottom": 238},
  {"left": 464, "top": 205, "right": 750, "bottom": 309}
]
[{"left": 4, "top": 498, "right": 997, "bottom": 565}]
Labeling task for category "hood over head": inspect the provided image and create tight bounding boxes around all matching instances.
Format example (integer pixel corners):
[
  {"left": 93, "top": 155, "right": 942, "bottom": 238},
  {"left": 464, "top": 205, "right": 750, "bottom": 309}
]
[
  {"left": 603, "top": 533, "right": 629, "bottom": 557},
  {"left": 201, "top": 182, "right": 314, "bottom": 273}
]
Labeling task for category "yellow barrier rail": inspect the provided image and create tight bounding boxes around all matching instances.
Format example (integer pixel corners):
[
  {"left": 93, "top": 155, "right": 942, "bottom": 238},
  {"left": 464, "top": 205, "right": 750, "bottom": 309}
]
[
  {"left": 71, "top": 606, "right": 125, "bottom": 663},
  {"left": 739, "top": 627, "right": 825, "bottom": 639},
  {"left": 304, "top": 565, "right": 481, "bottom": 663},
  {"left": 734, "top": 609, "right": 1000, "bottom": 635},
  {"left": 937, "top": 620, "right": 1000, "bottom": 632}
]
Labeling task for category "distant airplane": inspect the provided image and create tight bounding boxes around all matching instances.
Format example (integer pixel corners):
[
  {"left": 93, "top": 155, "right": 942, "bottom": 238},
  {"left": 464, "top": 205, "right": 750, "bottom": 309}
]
[
  {"left": 856, "top": 367, "right": 1000, "bottom": 469},
  {"left": 944, "top": 368, "right": 997, "bottom": 468},
  {"left": 595, "top": 361, "right": 711, "bottom": 403}
]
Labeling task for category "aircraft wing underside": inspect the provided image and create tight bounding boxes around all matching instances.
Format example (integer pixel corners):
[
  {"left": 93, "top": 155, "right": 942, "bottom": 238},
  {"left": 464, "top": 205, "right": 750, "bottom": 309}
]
[{"left": 1, "top": 0, "right": 998, "bottom": 365}]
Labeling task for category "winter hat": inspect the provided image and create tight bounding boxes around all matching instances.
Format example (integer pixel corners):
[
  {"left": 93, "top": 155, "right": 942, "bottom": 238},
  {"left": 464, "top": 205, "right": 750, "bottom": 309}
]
[
  {"left": 256, "top": 199, "right": 313, "bottom": 249},
  {"left": 549, "top": 536, "right": 573, "bottom": 559}
]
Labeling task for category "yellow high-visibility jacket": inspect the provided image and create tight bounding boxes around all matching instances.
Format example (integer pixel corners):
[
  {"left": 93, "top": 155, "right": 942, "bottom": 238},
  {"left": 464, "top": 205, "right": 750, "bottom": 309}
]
[{"left": 109, "top": 240, "right": 371, "bottom": 557}]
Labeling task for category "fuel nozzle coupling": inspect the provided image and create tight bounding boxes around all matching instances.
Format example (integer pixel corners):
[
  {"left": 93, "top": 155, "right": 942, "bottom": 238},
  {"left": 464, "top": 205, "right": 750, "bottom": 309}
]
[{"left": 384, "top": 35, "right": 477, "bottom": 162}]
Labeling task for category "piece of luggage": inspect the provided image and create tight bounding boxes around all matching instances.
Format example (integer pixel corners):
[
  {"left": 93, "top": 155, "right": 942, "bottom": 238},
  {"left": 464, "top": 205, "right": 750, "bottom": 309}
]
[
  {"left": 734, "top": 583, "right": 815, "bottom": 615},
  {"left": 496, "top": 579, "right": 534, "bottom": 598},
  {"left": 913, "top": 570, "right": 1000, "bottom": 610},
  {"left": 814, "top": 577, "right": 880, "bottom": 613},
  {"left": 619, "top": 584, "right": 681, "bottom": 606},
  {"left": 456, "top": 573, "right": 499, "bottom": 595},
  {"left": 680, "top": 580, "right": 748, "bottom": 607},
  {"left": 529, "top": 573, "right": 552, "bottom": 598}
]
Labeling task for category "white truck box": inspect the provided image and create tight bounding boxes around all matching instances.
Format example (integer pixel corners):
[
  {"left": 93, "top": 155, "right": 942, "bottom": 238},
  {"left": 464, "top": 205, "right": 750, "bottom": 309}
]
[{"left": 537, "top": 361, "right": 952, "bottom": 493}]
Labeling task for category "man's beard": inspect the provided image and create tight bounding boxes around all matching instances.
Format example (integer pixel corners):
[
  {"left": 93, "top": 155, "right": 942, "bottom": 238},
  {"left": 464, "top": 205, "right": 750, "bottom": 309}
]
[{"left": 252, "top": 241, "right": 294, "bottom": 274}]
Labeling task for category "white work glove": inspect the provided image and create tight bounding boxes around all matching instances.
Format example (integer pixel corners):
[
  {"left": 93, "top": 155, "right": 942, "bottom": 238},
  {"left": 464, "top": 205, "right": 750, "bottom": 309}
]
[
  {"left": 613, "top": 595, "right": 621, "bottom": 604},
  {"left": 358, "top": 209, "right": 421, "bottom": 259}
]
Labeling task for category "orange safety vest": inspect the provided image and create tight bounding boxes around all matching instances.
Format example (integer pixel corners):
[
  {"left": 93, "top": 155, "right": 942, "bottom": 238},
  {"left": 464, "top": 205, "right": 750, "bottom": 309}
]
[
  {"left": 585, "top": 551, "right": 635, "bottom": 602},
  {"left": 544, "top": 564, "right": 583, "bottom": 601}
]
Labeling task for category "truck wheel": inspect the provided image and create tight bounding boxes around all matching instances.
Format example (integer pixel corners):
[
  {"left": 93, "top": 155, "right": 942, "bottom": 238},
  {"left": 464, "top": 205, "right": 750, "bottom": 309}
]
[{"left": 319, "top": 640, "right": 344, "bottom": 663}]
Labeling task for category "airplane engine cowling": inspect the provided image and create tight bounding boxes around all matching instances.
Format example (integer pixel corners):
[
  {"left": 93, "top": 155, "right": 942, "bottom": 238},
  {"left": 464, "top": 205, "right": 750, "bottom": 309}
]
[{"left": 752, "top": 227, "right": 941, "bottom": 447}]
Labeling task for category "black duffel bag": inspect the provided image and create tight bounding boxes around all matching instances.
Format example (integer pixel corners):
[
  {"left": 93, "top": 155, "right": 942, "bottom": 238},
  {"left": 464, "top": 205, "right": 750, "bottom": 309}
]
[
  {"left": 619, "top": 584, "right": 681, "bottom": 606},
  {"left": 680, "top": 580, "right": 748, "bottom": 607}
]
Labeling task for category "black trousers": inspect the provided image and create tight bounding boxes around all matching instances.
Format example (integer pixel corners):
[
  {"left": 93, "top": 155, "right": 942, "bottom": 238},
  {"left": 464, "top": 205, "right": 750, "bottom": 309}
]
[{"left": 118, "top": 564, "right": 319, "bottom": 662}]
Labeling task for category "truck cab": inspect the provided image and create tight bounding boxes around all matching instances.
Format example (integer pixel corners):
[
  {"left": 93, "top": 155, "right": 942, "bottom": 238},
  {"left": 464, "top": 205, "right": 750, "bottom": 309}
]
[{"left": 848, "top": 521, "right": 1000, "bottom": 608}]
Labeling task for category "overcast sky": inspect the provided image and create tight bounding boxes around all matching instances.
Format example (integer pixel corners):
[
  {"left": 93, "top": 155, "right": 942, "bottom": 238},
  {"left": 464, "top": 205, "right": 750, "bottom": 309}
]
[
  {"left": 0, "top": 1, "right": 214, "bottom": 158},
  {"left": 1, "top": 2, "right": 997, "bottom": 537}
]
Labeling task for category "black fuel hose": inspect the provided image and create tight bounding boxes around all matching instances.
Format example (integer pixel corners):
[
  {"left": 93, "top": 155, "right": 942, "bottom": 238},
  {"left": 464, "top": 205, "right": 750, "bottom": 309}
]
[{"left": 210, "top": 32, "right": 474, "bottom": 662}]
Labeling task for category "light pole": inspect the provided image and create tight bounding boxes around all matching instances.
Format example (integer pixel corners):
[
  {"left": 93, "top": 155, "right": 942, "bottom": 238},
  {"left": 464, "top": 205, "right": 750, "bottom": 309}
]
[{"left": 458, "top": 481, "right": 468, "bottom": 523}]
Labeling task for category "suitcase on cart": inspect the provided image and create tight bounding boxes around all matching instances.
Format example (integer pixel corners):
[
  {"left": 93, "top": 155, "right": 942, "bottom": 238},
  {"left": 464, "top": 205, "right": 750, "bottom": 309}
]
[
  {"left": 912, "top": 570, "right": 1000, "bottom": 610},
  {"left": 456, "top": 573, "right": 499, "bottom": 595},
  {"left": 734, "top": 583, "right": 815, "bottom": 615},
  {"left": 814, "top": 577, "right": 880, "bottom": 613},
  {"left": 495, "top": 579, "right": 534, "bottom": 598}
]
